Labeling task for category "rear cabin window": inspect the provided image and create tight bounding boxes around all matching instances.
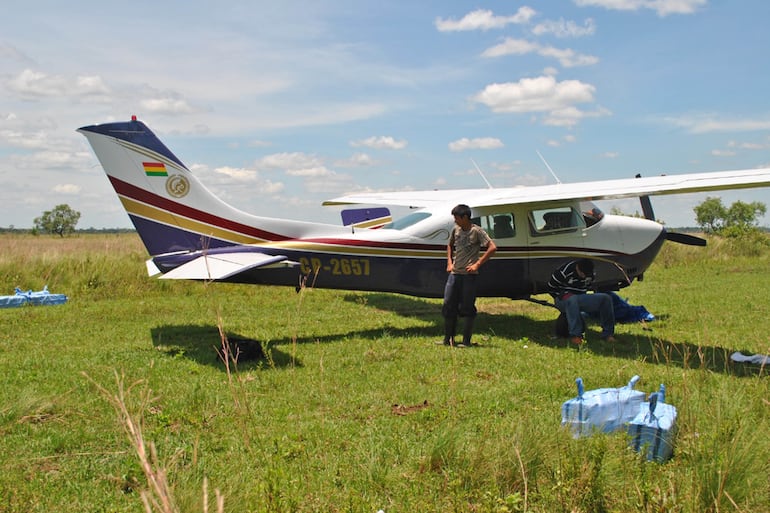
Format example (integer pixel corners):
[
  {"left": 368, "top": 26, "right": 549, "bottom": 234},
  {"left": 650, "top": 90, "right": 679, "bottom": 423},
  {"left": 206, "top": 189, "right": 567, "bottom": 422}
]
[
  {"left": 530, "top": 207, "right": 581, "bottom": 234},
  {"left": 471, "top": 213, "right": 516, "bottom": 239}
]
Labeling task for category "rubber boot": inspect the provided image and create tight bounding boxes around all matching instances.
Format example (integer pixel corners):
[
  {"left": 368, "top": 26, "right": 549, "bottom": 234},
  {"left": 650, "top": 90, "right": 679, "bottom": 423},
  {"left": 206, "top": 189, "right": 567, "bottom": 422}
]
[
  {"left": 444, "top": 316, "right": 457, "bottom": 345},
  {"left": 462, "top": 317, "right": 475, "bottom": 346}
]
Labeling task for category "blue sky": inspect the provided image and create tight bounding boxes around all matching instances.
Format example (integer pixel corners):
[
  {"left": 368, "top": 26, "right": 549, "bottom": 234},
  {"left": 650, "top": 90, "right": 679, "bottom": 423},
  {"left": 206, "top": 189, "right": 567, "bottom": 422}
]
[{"left": 2, "top": 0, "right": 769, "bottom": 229}]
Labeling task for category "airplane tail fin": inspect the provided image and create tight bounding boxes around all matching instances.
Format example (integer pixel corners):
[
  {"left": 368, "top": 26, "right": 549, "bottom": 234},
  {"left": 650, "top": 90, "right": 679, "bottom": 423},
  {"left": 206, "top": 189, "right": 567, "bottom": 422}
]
[{"left": 78, "top": 117, "right": 278, "bottom": 256}]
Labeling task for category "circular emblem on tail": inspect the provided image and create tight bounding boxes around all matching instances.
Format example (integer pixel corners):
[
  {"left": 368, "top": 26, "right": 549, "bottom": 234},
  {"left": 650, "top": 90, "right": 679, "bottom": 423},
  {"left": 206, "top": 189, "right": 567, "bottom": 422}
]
[{"left": 165, "top": 175, "right": 190, "bottom": 198}]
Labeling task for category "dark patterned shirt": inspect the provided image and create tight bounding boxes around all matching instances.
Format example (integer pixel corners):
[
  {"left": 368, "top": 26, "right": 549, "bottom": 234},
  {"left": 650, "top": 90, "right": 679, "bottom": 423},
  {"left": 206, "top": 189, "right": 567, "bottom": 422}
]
[{"left": 547, "top": 260, "right": 594, "bottom": 299}]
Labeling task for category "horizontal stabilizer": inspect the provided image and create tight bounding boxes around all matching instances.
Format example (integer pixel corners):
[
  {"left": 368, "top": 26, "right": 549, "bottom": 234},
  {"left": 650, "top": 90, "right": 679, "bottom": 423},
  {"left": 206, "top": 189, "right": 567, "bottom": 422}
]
[
  {"left": 159, "top": 252, "right": 297, "bottom": 281},
  {"left": 146, "top": 259, "right": 162, "bottom": 277}
]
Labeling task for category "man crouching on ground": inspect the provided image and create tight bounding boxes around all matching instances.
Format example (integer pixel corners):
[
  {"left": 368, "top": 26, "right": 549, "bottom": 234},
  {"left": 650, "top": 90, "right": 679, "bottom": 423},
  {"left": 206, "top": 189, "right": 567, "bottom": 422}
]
[{"left": 547, "top": 258, "right": 616, "bottom": 345}]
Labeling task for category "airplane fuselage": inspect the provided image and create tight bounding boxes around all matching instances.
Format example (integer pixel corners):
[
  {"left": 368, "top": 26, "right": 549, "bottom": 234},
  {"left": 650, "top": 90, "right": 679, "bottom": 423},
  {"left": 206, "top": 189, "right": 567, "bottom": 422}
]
[
  {"left": 80, "top": 117, "right": 769, "bottom": 306},
  {"left": 148, "top": 202, "right": 666, "bottom": 299}
]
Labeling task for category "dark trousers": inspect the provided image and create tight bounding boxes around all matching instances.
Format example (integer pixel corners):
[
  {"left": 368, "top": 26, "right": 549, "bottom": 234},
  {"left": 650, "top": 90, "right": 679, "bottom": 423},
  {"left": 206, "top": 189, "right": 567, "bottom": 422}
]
[
  {"left": 442, "top": 273, "right": 478, "bottom": 343},
  {"left": 442, "top": 273, "right": 478, "bottom": 318}
]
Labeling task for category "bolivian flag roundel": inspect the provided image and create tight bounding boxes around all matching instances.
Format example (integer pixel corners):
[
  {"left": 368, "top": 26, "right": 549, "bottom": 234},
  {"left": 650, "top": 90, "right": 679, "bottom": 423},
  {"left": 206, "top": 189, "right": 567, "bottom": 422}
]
[{"left": 143, "top": 161, "right": 167, "bottom": 177}]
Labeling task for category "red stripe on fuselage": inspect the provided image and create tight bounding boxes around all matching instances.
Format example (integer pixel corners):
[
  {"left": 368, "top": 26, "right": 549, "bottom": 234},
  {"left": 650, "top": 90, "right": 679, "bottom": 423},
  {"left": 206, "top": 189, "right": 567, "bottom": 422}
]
[
  {"left": 296, "top": 237, "right": 443, "bottom": 252},
  {"left": 109, "top": 176, "right": 291, "bottom": 242}
]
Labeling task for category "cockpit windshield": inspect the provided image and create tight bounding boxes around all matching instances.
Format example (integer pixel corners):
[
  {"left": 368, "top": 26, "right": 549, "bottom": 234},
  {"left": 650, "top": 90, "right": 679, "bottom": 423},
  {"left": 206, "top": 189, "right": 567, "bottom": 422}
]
[
  {"left": 580, "top": 201, "right": 604, "bottom": 227},
  {"left": 382, "top": 212, "right": 432, "bottom": 230}
]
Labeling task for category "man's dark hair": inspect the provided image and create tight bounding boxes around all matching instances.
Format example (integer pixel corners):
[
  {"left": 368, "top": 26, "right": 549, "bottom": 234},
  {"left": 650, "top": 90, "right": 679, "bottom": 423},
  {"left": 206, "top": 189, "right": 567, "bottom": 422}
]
[
  {"left": 576, "top": 258, "right": 595, "bottom": 275},
  {"left": 451, "top": 204, "right": 472, "bottom": 219}
]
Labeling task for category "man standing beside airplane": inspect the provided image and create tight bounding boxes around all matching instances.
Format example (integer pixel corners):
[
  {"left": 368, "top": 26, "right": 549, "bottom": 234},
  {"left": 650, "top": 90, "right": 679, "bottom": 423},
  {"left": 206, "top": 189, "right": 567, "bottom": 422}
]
[
  {"left": 547, "top": 259, "right": 616, "bottom": 345},
  {"left": 438, "top": 204, "right": 497, "bottom": 347}
]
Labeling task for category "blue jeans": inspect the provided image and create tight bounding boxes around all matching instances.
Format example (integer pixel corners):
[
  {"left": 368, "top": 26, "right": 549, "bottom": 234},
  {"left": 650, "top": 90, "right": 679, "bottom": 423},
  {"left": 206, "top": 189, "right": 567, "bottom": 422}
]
[
  {"left": 442, "top": 273, "right": 478, "bottom": 318},
  {"left": 555, "top": 293, "right": 615, "bottom": 338}
]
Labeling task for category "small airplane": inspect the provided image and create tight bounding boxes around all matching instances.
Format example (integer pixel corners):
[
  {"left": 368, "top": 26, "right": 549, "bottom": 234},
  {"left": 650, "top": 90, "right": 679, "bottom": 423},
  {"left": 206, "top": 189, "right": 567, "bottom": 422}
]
[{"left": 78, "top": 116, "right": 770, "bottom": 303}]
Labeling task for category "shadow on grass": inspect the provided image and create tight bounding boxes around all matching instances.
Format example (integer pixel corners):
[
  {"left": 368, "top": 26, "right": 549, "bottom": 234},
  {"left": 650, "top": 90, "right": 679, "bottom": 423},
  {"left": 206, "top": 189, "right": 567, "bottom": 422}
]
[
  {"left": 150, "top": 324, "right": 300, "bottom": 370},
  {"left": 347, "top": 293, "right": 762, "bottom": 376},
  {"left": 149, "top": 295, "right": 762, "bottom": 377}
]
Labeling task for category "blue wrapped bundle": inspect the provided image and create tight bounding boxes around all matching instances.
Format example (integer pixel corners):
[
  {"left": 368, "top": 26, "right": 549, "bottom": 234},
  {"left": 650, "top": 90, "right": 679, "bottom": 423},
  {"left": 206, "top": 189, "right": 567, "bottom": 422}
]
[
  {"left": 18, "top": 286, "right": 68, "bottom": 305},
  {"left": 0, "top": 286, "right": 68, "bottom": 308},
  {"left": 0, "top": 294, "right": 28, "bottom": 308},
  {"left": 561, "top": 375, "right": 645, "bottom": 438},
  {"left": 628, "top": 387, "right": 677, "bottom": 462}
]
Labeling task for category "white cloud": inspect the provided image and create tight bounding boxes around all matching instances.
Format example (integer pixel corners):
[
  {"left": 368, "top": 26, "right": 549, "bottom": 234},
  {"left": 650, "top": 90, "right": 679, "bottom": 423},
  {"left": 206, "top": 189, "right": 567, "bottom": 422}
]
[
  {"left": 482, "top": 38, "right": 598, "bottom": 67},
  {"left": 482, "top": 38, "right": 539, "bottom": 57},
  {"left": 448, "top": 137, "right": 504, "bottom": 152},
  {"left": 473, "top": 75, "right": 596, "bottom": 114},
  {"left": 214, "top": 166, "right": 257, "bottom": 181},
  {"left": 472, "top": 76, "right": 611, "bottom": 127},
  {"left": 532, "top": 17, "right": 597, "bottom": 37},
  {"left": 74, "top": 75, "right": 110, "bottom": 95},
  {"left": 543, "top": 105, "right": 612, "bottom": 127},
  {"left": 194, "top": 163, "right": 284, "bottom": 195},
  {"left": 573, "top": 0, "right": 707, "bottom": 17},
  {"left": 53, "top": 183, "right": 81, "bottom": 194},
  {"left": 335, "top": 153, "right": 374, "bottom": 167},
  {"left": 435, "top": 7, "right": 537, "bottom": 32},
  {"left": 664, "top": 115, "right": 770, "bottom": 134},
  {"left": 735, "top": 142, "right": 765, "bottom": 150},
  {"left": 257, "top": 152, "right": 323, "bottom": 170},
  {"left": 140, "top": 96, "right": 195, "bottom": 115},
  {"left": 538, "top": 46, "right": 599, "bottom": 67},
  {"left": 433, "top": 177, "right": 448, "bottom": 187},
  {"left": 0, "top": 43, "right": 34, "bottom": 64},
  {"left": 13, "top": 149, "right": 92, "bottom": 169},
  {"left": 5, "top": 69, "right": 110, "bottom": 98},
  {"left": 0, "top": 129, "right": 46, "bottom": 149},
  {"left": 301, "top": 172, "right": 354, "bottom": 193},
  {"left": 286, "top": 166, "right": 334, "bottom": 177},
  {"left": 350, "top": 136, "right": 407, "bottom": 150}
]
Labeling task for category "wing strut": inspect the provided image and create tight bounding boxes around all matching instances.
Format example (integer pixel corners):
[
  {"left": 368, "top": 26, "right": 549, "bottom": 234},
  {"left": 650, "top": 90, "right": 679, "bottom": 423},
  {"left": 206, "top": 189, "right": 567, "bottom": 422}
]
[{"left": 635, "top": 174, "right": 706, "bottom": 247}]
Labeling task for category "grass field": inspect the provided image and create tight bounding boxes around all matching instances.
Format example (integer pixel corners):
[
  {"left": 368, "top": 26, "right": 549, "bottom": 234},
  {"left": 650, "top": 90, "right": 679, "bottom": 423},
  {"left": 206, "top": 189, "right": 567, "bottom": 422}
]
[{"left": 0, "top": 232, "right": 768, "bottom": 512}]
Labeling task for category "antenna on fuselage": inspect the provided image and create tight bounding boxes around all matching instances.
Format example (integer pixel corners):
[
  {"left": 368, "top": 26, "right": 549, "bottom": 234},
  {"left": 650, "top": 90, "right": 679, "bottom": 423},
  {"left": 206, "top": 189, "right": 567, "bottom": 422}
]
[
  {"left": 470, "top": 159, "right": 494, "bottom": 189},
  {"left": 537, "top": 150, "right": 561, "bottom": 184}
]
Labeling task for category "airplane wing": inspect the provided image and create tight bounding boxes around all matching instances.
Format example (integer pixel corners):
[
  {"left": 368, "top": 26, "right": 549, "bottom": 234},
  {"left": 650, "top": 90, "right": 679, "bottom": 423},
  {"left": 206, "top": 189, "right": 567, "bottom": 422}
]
[
  {"left": 158, "top": 252, "right": 298, "bottom": 281},
  {"left": 323, "top": 167, "right": 770, "bottom": 209},
  {"left": 323, "top": 189, "right": 479, "bottom": 208}
]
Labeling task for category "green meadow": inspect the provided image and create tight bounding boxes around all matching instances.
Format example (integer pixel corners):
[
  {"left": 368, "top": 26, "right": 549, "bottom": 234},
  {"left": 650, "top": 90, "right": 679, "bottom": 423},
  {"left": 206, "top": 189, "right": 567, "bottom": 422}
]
[{"left": 0, "top": 232, "right": 768, "bottom": 513}]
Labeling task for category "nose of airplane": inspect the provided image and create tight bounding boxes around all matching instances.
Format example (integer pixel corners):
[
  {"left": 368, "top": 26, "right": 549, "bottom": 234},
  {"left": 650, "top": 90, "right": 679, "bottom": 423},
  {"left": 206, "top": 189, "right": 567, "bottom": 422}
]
[{"left": 597, "top": 214, "right": 664, "bottom": 255}]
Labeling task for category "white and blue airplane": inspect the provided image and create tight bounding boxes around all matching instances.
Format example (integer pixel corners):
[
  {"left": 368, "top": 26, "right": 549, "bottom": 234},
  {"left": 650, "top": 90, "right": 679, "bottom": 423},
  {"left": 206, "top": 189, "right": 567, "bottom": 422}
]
[{"left": 79, "top": 117, "right": 770, "bottom": 301}]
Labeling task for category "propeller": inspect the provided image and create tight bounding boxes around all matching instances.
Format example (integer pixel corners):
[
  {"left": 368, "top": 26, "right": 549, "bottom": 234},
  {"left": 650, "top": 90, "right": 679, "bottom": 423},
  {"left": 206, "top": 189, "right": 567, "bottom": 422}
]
[
  {"left": 665, "top": 230, "right": 707, "bottom": 246},
  {"left": 636, "top": 176, "right": 707, "bottom": 246}
]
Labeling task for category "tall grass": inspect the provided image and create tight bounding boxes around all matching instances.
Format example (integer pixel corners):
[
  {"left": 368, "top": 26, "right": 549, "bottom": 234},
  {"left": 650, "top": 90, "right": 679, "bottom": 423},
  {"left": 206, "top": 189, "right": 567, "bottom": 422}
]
[{"left": 0, "top": 233, "right": 768, "bottom": 512}]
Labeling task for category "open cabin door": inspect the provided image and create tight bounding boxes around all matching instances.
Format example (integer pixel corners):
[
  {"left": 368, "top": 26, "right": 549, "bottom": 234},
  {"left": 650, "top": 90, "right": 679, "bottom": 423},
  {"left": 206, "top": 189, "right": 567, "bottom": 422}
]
[{"left": 524, "top": 203, "right": 589, "bottom": 295}]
